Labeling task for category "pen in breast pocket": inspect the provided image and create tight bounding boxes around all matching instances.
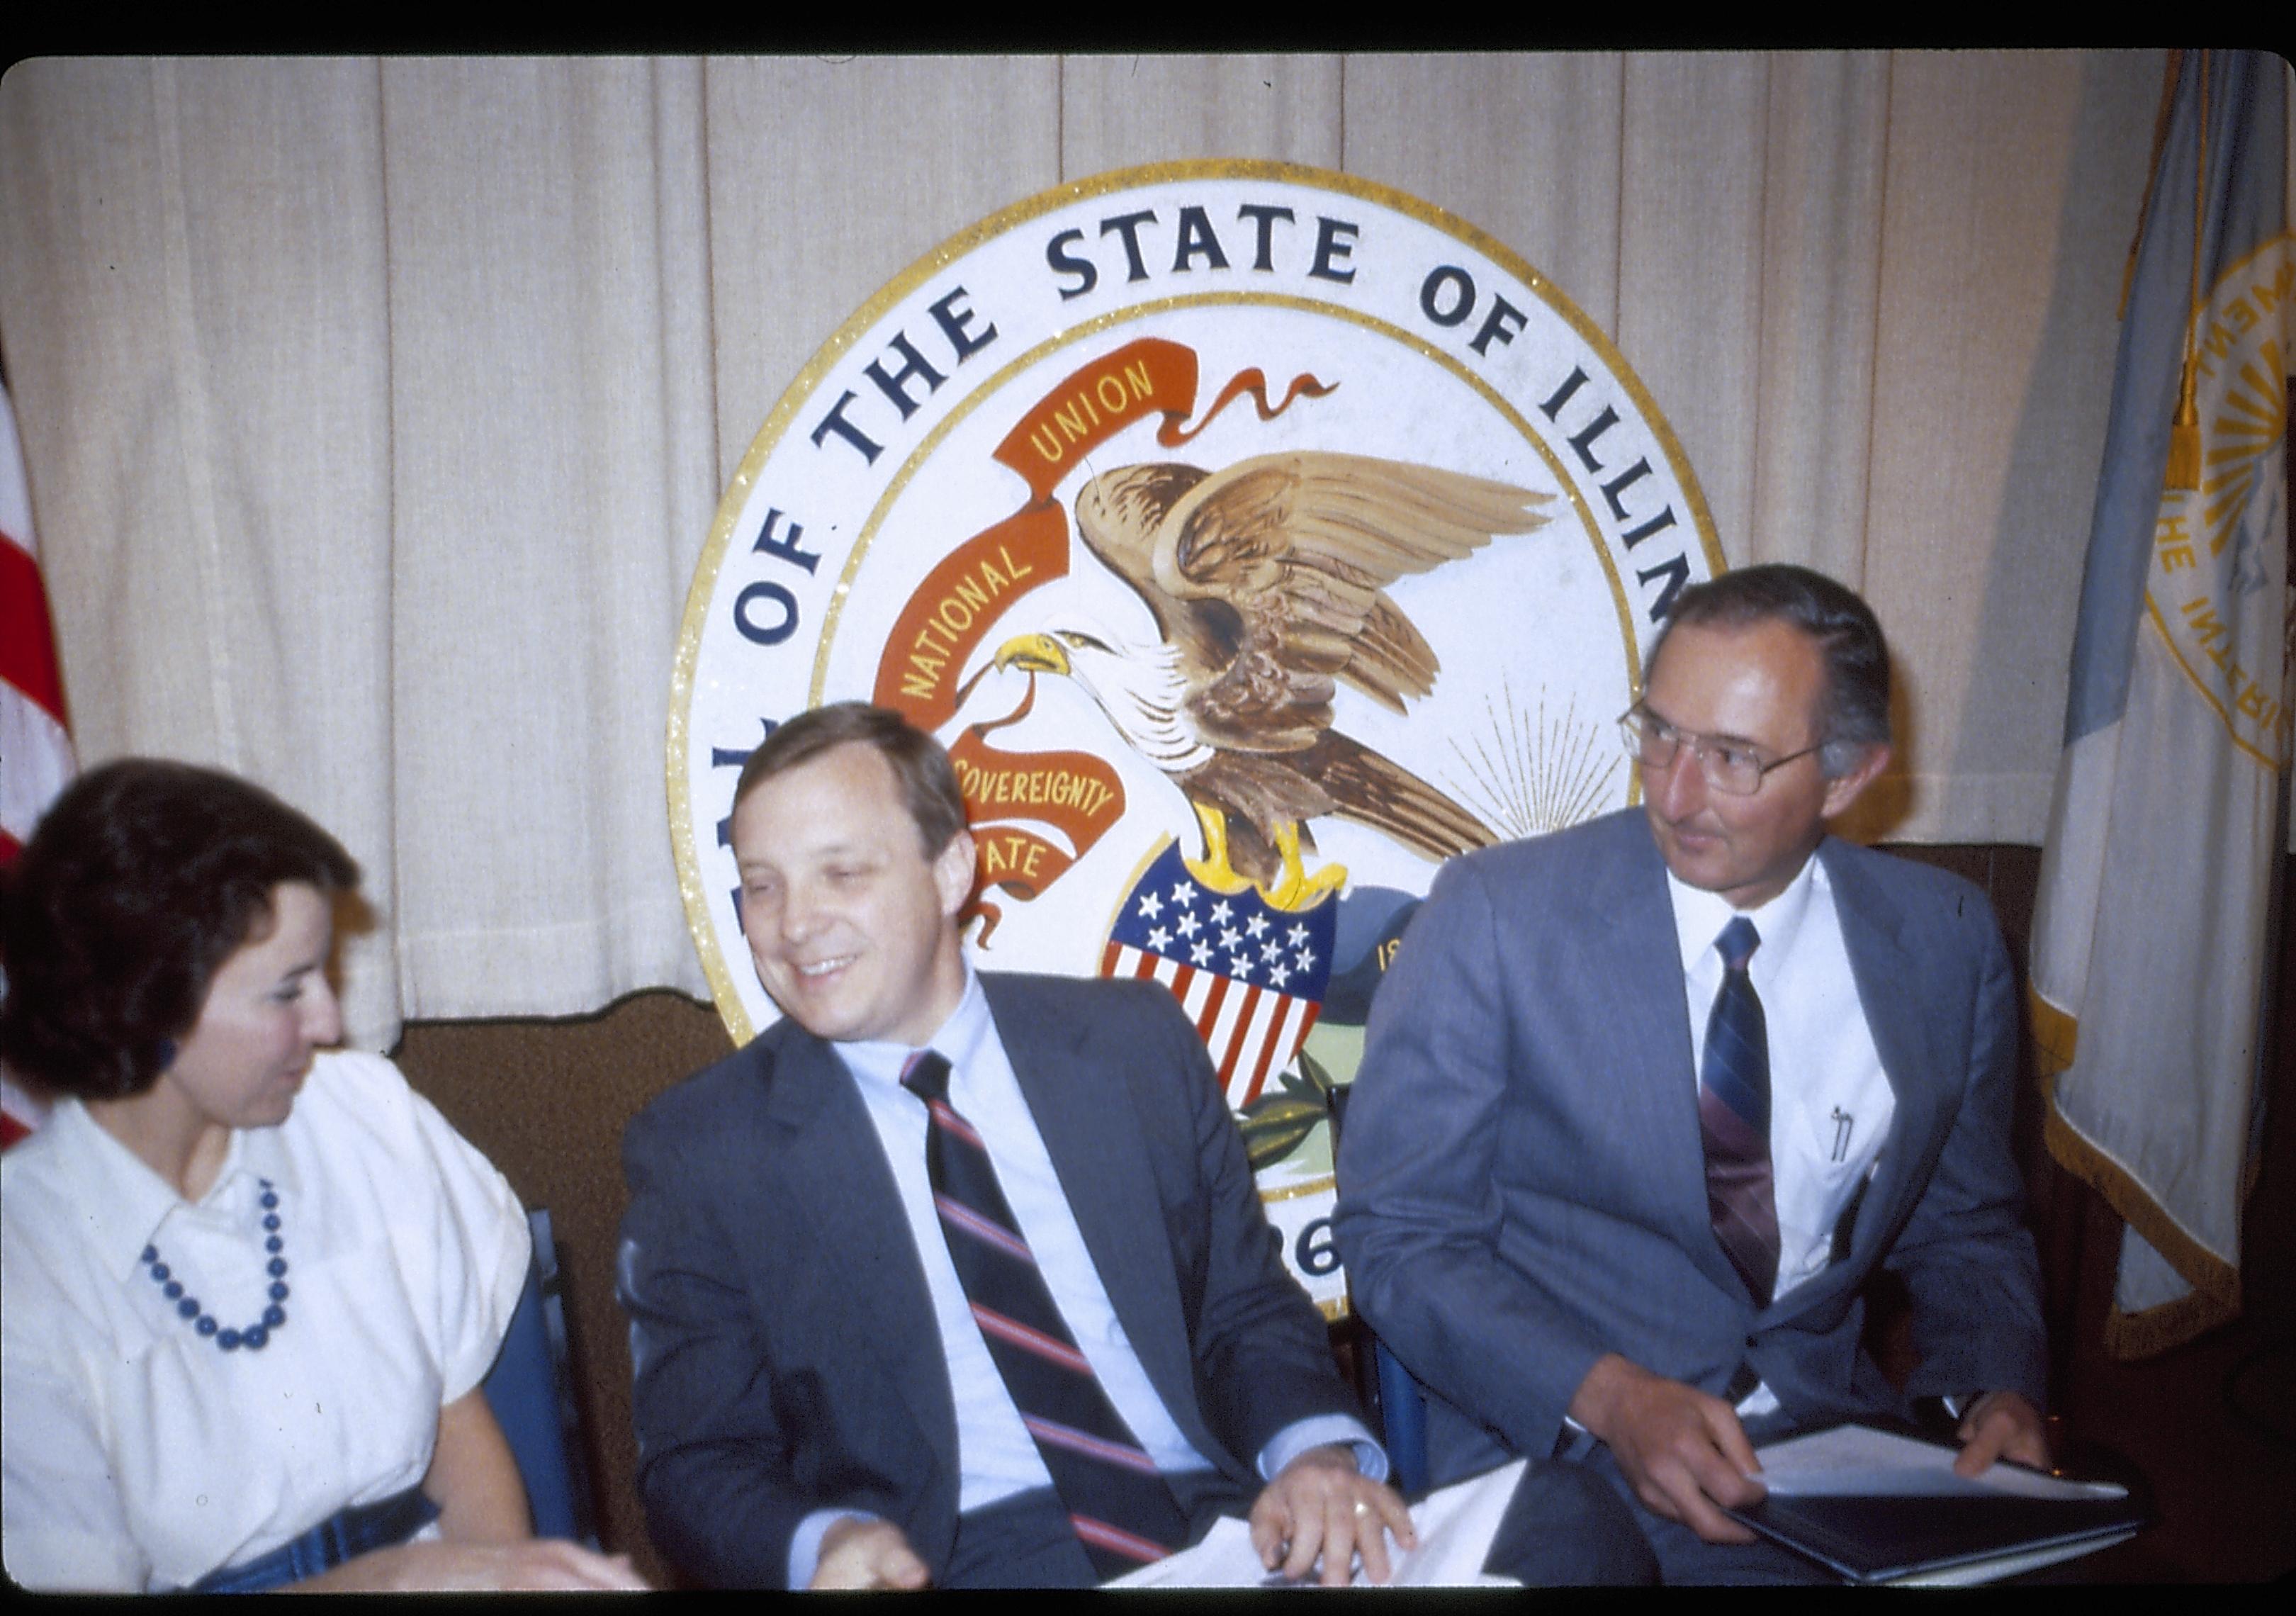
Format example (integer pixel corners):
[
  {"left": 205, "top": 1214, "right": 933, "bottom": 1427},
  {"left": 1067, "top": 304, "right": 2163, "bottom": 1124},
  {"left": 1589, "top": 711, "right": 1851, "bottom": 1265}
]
[{"left": 1830, "top": 1106, "right": 1852, "bottom": 1162}]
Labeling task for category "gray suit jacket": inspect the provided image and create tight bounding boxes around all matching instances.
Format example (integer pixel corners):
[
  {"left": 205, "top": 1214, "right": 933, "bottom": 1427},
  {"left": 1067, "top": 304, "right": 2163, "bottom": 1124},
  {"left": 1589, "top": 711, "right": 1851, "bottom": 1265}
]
[
  {"left": 618, "top": 972, "right": 1354, "bottom": 1586},
  {"left": 1331, "top": 809, "right": 2045, "bottom": 1485}
]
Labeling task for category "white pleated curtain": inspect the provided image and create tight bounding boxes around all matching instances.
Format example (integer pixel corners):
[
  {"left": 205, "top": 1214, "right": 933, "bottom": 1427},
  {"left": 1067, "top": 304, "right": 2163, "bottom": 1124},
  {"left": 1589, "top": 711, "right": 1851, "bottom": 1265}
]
[{"left": 0, "top": 52, "right": 2165, "bottom": 1048}]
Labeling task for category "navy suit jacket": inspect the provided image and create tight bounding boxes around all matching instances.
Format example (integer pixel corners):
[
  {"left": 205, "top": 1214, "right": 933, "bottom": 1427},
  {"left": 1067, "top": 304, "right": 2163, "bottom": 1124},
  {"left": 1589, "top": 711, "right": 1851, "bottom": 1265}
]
[
  {"left": 617, "top": 972, "right": 1354, "bottom": 1586},
  {"left": 1332, "top": 809, "right": 2046, "bottom": 1485}
]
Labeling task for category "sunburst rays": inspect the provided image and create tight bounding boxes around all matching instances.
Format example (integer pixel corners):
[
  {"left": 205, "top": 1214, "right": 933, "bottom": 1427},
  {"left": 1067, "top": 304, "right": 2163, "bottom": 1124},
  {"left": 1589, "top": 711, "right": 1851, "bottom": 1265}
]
[
  {"left": 2199, "top": 338, "right": 2286, "bottom": 592},
  {"left": 1444, "top": 680, "right": 1619, "bottom": 843}
]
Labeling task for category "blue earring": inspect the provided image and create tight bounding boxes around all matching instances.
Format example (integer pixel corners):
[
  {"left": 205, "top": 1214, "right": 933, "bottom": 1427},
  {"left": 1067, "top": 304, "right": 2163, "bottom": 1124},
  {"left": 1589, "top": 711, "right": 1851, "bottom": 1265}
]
[{"left": 154, "top": 1038, "right": 177, "bottom": 1071}]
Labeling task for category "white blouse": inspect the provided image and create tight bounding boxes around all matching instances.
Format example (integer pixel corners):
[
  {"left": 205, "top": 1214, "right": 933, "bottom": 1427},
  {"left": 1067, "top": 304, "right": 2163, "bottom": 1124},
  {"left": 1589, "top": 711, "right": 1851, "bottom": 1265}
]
[{"left": 1, "top": 1050, "right": 529, "bottom": 1591}]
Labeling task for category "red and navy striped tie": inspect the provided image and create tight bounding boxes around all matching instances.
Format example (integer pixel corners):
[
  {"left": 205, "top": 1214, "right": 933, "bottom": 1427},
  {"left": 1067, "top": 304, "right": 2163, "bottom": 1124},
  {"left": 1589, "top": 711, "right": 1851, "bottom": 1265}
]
[
  {"left": 1698, "top": 917, "right": 1781, "bottom": 1306},
  {"left": 901, "top": 1050, "right": 1189, "bottom": 1579}
]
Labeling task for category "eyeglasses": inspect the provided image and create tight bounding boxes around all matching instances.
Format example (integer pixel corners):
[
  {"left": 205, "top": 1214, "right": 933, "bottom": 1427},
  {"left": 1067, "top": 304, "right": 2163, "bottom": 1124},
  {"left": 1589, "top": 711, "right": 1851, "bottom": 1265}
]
[{"left": 1617, "top": 707, "right": 1825, "bottom": 797}]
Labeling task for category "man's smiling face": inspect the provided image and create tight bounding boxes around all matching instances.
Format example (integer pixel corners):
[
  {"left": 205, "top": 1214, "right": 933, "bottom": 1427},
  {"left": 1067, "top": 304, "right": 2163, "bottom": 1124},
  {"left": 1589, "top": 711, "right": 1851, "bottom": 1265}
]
[{"left": 731, "top": 739, "right": 974, "bottom": 1047}]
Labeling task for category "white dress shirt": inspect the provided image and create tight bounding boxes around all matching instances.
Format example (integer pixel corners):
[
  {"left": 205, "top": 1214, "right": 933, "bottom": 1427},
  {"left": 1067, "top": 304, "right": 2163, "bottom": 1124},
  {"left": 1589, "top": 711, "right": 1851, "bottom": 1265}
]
[
  {"left": 1665, "top": 853, "right": 1895, "bottom": 1415},
  {"left": 0, "top": 1052, "right": 529, "bottom": 1591},
  {"left": 790, "top": 967, "right": 1375, "bottom": 1585}
]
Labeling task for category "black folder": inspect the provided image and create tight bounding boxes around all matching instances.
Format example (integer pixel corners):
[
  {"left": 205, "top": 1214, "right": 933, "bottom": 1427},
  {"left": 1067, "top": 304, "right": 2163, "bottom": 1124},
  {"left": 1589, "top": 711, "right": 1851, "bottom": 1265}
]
[{"left": 1726, "top": 1425, "right": 2149, "bottom": 1585}]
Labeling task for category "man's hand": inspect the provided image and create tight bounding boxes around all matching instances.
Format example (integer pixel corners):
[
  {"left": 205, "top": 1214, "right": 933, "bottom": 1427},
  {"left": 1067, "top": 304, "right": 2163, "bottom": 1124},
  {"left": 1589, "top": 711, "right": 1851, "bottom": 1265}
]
[
  {"left": 1247, "top": 1443, "right": 1417, "bottom": 1586},
  {"left": 1952, "top": 1390, "right": 2049, "bottom": 1478},
  {"left": 810, "top": 1517, "right": 930, "bottom": 1590},
  {"left": 1570, "top": 1353, "right": 1765, "bottom": 1544}
]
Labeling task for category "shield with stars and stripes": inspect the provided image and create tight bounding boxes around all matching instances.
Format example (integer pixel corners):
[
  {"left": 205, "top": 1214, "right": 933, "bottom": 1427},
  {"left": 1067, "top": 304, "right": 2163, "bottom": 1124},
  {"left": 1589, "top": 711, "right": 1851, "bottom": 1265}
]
[{"left": 1100, "top": 841, "right": 1336, "bottom": 1110}]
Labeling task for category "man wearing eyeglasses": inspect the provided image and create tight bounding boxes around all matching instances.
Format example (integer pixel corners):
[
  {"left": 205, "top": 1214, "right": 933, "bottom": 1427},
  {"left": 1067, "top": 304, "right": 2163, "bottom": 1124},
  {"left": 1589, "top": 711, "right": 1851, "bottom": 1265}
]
[{"left": 1332, "top": 563, "right": 2048, "bottom": 1582}]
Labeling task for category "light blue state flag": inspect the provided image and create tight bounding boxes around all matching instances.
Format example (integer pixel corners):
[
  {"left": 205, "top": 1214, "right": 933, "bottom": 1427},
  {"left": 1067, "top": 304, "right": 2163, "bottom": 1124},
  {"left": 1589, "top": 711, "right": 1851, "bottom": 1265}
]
[{"left": 2030, "top": 51, "right": 2292, "bottom": 1357}]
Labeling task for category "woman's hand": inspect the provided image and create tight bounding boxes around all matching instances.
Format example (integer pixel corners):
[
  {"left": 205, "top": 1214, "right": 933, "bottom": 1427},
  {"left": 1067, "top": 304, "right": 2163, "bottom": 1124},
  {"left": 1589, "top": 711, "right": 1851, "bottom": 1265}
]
[
  {"left": 292, "top": 1538, "right": 648, "bottom": 1590},
  {"left": 291, "top": 1388, "right": 649, "bottom": 1587}
]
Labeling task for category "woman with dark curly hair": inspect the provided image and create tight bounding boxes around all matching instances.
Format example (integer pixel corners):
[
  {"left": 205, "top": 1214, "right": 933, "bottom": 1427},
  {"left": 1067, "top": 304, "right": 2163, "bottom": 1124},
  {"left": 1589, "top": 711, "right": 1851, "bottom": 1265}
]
[{"left": 0, "top": 760, "right": 643, "bottom": 1592}]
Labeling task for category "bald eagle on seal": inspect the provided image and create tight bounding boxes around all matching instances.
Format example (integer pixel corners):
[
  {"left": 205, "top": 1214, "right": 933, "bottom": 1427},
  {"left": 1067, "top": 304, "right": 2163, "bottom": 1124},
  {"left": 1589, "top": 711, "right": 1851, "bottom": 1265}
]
[{"left": 991, "top": 451, "right": 1551, "bottom": 909}]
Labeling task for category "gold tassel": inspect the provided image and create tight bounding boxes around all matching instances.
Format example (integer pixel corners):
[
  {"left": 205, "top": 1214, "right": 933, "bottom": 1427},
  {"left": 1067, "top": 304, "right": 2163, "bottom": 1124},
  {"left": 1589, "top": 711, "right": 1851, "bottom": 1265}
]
[
  {"left": 2165, "top": 356, "right": 2202, "bottom": 490},
  {"left": 2165, "top": 52, "right": 2210, "bottom": 495}
]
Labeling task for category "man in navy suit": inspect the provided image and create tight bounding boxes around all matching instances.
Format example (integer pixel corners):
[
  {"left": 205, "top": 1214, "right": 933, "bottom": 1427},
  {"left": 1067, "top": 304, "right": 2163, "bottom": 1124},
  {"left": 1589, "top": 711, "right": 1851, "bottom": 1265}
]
[
  {"left": 617, "top": 703, "right": 1651, "bottom": 1588},
  {"left": 1332, "top": 566, "right": 2049, "bottom": 1582}
]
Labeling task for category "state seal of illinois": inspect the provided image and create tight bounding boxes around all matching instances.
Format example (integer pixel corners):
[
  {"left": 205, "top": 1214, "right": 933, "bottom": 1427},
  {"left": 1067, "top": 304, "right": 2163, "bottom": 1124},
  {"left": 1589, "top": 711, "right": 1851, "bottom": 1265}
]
[{"left": 670, "top": 162, "right": 1723, "bottom": 1312}]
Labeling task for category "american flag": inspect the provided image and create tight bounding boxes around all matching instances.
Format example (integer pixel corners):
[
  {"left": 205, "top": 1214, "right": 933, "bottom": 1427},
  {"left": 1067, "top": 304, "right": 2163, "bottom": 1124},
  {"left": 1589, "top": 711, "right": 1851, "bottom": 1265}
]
[
  {"left": 1100, "top": 841, "right": 1336, "bottom": 1110},
  {"left": 2, "top": 378, "right": 71, "bottom": 1145}
]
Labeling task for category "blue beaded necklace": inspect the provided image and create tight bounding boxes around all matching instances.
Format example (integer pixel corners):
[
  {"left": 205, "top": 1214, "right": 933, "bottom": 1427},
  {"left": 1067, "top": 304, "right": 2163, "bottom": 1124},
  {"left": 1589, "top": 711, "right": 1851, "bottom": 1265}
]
[{"left": 141, "top": 1177, "right": 291, "bottom": 1352}]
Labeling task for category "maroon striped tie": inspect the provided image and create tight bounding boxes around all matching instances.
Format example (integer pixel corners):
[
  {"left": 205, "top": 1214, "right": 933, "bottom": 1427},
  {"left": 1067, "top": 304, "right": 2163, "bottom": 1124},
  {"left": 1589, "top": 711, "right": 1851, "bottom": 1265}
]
[
  {"left": 1699, "top": 918, "right": 1781, "bottom": 1306},
  {"left": 901, "top": 1050, "right": 1189, "bottom": 1579}
]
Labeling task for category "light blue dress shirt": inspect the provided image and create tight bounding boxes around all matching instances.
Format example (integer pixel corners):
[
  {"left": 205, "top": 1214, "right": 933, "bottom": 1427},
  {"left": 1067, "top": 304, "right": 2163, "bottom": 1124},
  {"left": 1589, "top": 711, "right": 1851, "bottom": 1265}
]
[
  {"left": 788, "top": 968, "right": 1379, "bottom": 1586},
  {"left": 1665, "top": 853, "right": 1893, "bottom": 1418}
]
